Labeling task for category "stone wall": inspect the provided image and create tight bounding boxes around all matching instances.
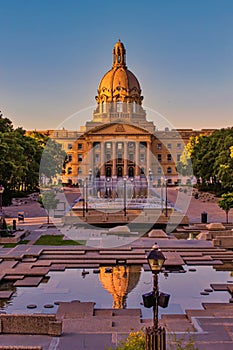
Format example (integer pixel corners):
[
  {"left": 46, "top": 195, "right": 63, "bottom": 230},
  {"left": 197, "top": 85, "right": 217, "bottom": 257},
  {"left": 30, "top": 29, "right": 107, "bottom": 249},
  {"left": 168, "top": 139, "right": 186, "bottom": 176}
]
[{"left": 0, "top": 314, "right": 62, "bottom": 336}]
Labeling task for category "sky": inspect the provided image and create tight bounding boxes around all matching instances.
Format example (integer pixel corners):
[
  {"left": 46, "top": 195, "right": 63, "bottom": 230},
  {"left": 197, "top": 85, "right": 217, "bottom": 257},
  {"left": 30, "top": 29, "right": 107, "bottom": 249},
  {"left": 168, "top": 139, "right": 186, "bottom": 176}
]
[{"left": 0, "top": 0, "right": 233, "bottom": 131}]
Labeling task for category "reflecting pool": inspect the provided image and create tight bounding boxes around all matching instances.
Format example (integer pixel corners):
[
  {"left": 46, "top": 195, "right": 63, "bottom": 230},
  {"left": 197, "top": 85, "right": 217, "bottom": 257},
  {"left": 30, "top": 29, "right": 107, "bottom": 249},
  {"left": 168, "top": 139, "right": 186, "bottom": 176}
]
[{"left": 0, "top": 265, "right": 232, "bottom": 319}]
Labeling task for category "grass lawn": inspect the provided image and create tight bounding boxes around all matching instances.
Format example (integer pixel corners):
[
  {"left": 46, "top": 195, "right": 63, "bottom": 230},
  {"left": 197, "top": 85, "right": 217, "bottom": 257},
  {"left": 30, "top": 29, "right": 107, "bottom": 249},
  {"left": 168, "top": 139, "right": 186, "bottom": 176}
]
[
  {"left": 34, "top": 234, "right": 86, "bottom": 246},
  {"left": 3, "top": 240, "right": 30, "bottom": 248}
]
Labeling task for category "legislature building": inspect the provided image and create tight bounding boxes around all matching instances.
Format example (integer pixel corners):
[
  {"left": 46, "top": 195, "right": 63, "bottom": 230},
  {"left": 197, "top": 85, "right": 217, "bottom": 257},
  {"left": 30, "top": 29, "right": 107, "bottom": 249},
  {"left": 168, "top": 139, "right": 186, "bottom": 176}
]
[{"left": 36, "top": 40, "right": 213, "bottom": 188}]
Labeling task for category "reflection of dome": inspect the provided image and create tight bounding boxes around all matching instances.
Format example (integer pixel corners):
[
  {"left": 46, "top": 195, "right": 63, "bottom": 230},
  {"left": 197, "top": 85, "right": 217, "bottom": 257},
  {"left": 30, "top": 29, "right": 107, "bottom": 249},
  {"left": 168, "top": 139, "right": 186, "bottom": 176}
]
[
  {"left": 99, "top": 265, "right": 141, "bottom": 309},
  {"left": 95, "top": 40, "right": 143, "bottom": 105}
]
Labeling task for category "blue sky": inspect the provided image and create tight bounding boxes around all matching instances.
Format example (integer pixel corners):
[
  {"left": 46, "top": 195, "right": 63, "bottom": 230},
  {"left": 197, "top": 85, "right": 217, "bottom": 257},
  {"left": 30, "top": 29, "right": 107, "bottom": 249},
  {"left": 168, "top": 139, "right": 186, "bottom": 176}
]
[{"left": 0, "top": 0, "right": 233, "bottom": 130}]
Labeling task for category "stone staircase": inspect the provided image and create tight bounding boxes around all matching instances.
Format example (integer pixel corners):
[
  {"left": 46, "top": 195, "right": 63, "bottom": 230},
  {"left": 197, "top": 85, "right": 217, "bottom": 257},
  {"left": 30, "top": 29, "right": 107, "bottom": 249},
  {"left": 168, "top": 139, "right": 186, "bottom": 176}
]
[{"left": 161, "top": 303, "right": 233, "bottom": 350}]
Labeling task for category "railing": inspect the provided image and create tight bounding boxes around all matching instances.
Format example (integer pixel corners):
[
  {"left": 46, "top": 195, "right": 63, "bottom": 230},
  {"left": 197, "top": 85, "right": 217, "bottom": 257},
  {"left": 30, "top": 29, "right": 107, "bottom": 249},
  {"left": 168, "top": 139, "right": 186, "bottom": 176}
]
[{"left": 145, "top": 327, "right": 166, "bottom": 350}]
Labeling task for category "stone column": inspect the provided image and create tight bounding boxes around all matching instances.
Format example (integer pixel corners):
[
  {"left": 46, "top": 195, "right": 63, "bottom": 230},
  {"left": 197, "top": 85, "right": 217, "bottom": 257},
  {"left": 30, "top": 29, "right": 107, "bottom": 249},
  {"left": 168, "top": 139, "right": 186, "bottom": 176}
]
[
  {"left": 100, "top": 142, "right": 105, "bottom": 176},
  {"left": 112, "top": 141, "right": 116, "bottom": 177},
  {"left": 123, "top": 141, "right": 128, "bottom": 177},
  {"left": 135, "top": 142, "right": 140, "bottom": 176}
]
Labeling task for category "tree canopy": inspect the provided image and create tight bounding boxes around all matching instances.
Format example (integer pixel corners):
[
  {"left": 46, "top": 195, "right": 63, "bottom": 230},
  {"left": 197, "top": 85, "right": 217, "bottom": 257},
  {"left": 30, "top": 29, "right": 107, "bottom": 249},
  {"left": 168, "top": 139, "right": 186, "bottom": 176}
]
[
  {"left": 0, "top": 112, "right": 66, "bottom": 205},
  {"left": 177, "top": 128, "right": 233, "bottom": 193}
]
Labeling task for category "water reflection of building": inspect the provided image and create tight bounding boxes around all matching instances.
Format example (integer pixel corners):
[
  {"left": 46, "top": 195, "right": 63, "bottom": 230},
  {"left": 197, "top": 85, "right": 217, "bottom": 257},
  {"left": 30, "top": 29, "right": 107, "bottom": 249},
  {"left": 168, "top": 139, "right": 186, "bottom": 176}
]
[{"left": 99, "top": 265, "right": 141, "bottom": 309}]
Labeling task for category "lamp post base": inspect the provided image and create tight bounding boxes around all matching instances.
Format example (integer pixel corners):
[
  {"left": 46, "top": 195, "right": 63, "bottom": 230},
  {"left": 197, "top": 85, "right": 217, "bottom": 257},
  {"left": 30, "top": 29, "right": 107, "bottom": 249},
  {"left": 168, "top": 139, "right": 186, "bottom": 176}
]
[{"left": 145, "top": 326, "right": 166, "bottom": 350}]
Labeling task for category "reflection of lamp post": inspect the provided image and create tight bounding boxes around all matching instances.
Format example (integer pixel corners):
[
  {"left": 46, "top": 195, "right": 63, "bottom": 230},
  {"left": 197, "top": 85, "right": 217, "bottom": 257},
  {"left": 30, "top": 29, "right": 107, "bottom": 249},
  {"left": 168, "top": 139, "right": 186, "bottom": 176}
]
[
  {"left": 123, "top": 178, "right": 127, "bottom": 217},
  {"left": 0, "top": 185, "right": 5, "bottom": 214}
]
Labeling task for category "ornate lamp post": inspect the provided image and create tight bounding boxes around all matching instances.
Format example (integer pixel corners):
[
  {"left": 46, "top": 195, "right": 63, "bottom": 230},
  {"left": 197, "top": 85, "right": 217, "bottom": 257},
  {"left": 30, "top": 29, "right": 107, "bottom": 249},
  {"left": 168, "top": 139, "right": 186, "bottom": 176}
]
[
  {"left": 88, "top": 168, "right": 92, "bottom": 182},
  {"left": 165, "top": 178, "right": 168, "bottom": 218},
  {"left": 148, "top": 168, "right": 153, "bottom": 183},
  {"left": 147, "top": 245, "right": 166, "bottom": 331},
  {"left": 123, "top": 178, "right": 127, "bottom": 217},
  {"left": 85, "top": 177, "right": 88, "bottom": 213},
  {"left": 144, "top": 244, "right": 167, "bottom": 350},
  {"left": 0, "top": 185, "right": 5, "bottom": 214},
  {"left": 82, "top": 181, "right": 85, "bottom": 218}
]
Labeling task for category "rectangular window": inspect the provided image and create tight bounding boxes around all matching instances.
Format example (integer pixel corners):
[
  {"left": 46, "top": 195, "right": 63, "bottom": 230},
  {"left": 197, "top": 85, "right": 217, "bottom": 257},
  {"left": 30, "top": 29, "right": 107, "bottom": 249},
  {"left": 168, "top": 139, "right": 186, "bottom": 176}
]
[
  {"left": 157, "top": 167, "right": 162, "bottom": 174},
  {"left": 167, "top": 143, "right": 172, "bottom": 150},
  {"left": 167, "top": 167, "right": 172, "bottom": 174},
  {"left": 177, "top": 154, "right": 181, "bottom": 162},
  {"left": 78, "top": 154, "right": 83, "bottom": 162},
  {"left": 78, "top": 167, "right": 82, "bottom": 174},
  {"left": 106, "top": 142, "right": 111, "bottom": 149},
  {"left": 67, "top": 167, "right": 72, "bottom": 174},
  {"left": 129, "top": 153, "right": 134, "bottom": 161},
  {"left": 68, "top": 154, "right": 72, "bottom": 162},
  {"left": 68, "top": 143, "right": 72, "bottom": 150},
  {"left": 140, "top": 153, "right": 145, "bottom": 162},
  {"left": 78, "top": 143, "right": 82, "bottom": 150},
  {"left": 177, "top": 143, "right": 182, "bottom": 149},
  {"left": 158, "top": 154, "right": 162, "bottom": 161},
  {"left": 118, "top": 153, "right": 123, "bottom": 161},
  {"left": 95, "top": 154, "right": 100, "bottom": 163},
  {"left": 167, "top": 154, "right": 172, "bottom": 162},
  {"left": 106, "top": 153, "right": 111, "bottom": 161},
  {"left": 117, "top": 143, "right": 123, "bottom": 150},
  {"left": 157, "top": 143, "right": 162, "bottom": 150}
]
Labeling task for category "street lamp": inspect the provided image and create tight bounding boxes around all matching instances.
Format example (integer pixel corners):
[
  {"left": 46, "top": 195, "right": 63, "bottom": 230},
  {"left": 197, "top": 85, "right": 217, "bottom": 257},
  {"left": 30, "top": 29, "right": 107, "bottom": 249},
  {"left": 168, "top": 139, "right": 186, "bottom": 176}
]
[
  {"left": 123, "top": 178, "right": 127, "bottom": 217},
  {"left": 164, "top": 178, "right": 168, "bottom": 218},
  {"left": 85, "top": 177, "right": 88, "bottom": 213},
  {"left": 82, "top": 181, "right": 85, "bottom": 218},
  {"left": 148, "top": 168, "right": 153, "bottom": 182},
  {"left": 0, "top": 185, "right": 5, "bottom": 214},
  {"left": 143, "top": 244, "right": 169, "bottom": 350},
  {"left": 88, "top": 168, "right": 92, "bottom": 182},
  {"left": 147, "top": 245, "right": 166, "bottom": 331}
]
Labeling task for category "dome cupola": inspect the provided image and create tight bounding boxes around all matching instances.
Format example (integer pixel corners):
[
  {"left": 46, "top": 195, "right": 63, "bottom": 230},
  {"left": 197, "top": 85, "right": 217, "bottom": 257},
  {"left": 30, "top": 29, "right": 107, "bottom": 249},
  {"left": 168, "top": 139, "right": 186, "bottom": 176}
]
[{"left": 95, "top": 40, "right": 143, "bottom": 105}]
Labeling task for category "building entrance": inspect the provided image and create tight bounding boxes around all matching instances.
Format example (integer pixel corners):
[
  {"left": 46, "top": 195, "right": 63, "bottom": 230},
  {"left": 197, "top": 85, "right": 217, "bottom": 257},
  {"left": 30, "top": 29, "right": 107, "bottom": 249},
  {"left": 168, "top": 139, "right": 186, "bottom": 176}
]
[{"left": 117, "top": 166, "right": 123, "bottom": 177}]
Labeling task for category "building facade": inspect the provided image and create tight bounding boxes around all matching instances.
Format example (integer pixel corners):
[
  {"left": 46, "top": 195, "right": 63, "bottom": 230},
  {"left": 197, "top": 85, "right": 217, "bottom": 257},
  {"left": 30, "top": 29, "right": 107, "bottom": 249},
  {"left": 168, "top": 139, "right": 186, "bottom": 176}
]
[{"left": 35, "top": 40, "right": 214, "bottom": 187}]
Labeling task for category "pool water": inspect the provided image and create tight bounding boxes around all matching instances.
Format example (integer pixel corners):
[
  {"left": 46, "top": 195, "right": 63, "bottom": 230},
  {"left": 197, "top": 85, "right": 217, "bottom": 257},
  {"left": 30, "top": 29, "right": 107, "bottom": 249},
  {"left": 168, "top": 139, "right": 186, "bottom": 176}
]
[{"left": 0, "top": 265, "right": 232, "bottom": 319}]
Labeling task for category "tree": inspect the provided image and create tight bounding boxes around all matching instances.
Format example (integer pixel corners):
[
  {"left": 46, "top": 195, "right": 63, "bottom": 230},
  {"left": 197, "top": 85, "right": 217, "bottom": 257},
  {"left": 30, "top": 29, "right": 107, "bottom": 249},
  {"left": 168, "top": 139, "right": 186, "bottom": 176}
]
[
  {"left": 38, "top": 191, "right": 59, "bottom": 224},
  {"left": 218, "top": 193, "right": 233, "bottom": 224},
  {"left": 189, "top": 128, "right": 233, "bottom": 193},
  {"left": 39, "top": 138, "right": 67, "bottom": 184}
]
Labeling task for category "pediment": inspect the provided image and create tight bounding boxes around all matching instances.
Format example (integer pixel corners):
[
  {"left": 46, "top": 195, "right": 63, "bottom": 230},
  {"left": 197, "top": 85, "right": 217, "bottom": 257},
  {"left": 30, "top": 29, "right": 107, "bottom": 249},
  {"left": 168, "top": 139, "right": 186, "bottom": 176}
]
[{"left": 86, "top": 122, "right": 150, "bottom": 136}]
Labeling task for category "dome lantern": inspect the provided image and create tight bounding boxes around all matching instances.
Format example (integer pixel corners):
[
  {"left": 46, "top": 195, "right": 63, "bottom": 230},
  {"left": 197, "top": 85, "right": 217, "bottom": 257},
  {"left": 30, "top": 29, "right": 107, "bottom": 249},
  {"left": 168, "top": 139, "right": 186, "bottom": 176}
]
[{"left": 112, "top": 39, "right": 126, "bottom": 68}]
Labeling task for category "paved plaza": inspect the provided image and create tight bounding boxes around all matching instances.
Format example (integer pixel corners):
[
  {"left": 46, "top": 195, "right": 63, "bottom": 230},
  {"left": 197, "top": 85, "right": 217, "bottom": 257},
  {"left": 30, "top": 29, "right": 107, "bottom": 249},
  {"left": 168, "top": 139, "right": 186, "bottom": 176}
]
[{"left": 0, "top": 189, "right": 233, "bottom": 349}]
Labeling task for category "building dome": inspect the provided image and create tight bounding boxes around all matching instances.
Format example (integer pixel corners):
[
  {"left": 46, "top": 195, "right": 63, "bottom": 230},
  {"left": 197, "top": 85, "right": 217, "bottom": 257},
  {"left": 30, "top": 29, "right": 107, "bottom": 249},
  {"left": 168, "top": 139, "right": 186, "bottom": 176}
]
[{"left": 95, "top": 40, "right": 143, "bottom": 105}]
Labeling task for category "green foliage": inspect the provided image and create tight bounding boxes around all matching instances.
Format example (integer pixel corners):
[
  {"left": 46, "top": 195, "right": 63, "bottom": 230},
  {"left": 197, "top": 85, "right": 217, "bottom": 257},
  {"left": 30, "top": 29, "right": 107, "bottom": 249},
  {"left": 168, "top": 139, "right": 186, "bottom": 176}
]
[
  {"left": 39, "top": 138, "right": 67, "bottom": 181},
  {"left": 107, "top": 331, "right": 146, "bottom": 350},
  {"left": 38, "top": 191, "right": 59, "bottom": 223},
  {"left": 107, "top": 330, "right": 198, "bottom": 350},
  {"left": 218, "top": 192, "right": 233, "bottom": 223},
  {"left": 34, "top": 234, "right": 85, "bottom": 246},
  {"left": 3, "top": 240, "right": 30, "bottom": 248},
  {"left": 187, "top": 128, "right": 233, "bottom": 193},
  {"left": 0, "top": 112, "right": 67, "bottom": 205},
  {"left": 0, "top": 113, "right": 44, "bottom": 204}
]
